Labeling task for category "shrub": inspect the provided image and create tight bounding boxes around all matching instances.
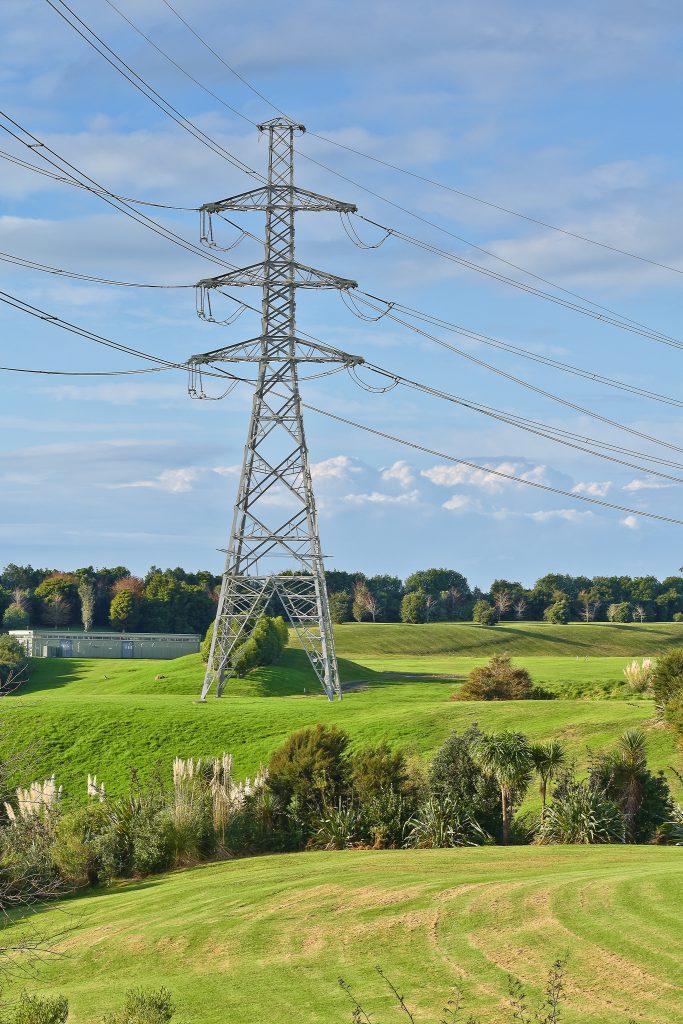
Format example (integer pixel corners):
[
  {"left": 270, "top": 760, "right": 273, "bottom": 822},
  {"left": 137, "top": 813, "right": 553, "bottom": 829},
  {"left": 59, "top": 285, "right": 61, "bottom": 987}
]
[
  {"left": 350, "top": 742, "right": 411, "bottom": 804},
  {"left": 0, "top": 993, "right": 69, "bottom": 1024},
  {"left": 543, "top": 597, "right": 570, "bottom": 624},
  {"left": 267, "top": 724, "right": 350, "bottom": 820},
  {"left": 588, "top": 729, "right": 673, "bottom": 843},
  {"left": 312, "top": 802, "right": 361, "bottom": 850},
  {"left": 200, "top": 620, "right": 214, "bottom": 663},
  {"left": 623, "top": 658, "right": 654, "bottom": 694},
  {"left": 102, "top": 988, "right": 175, "bottom": 1024},
  {"left": 403, "top": 796, "right": 488, "bottom": 848},
  {"left": 454, "top": 653, "right": 552, "bottom": 701},
  {"left": 400, "top": 590, "right": 427, "bottom": 623},
  {"left": 472, "top": 599, "right": 496, "bottom": 625},
  {"left": 536, "top": 779, "right": 625, "bottom": 844},
  {"left": 2, "top": 603, "right": 29, "bottom": 630},
  {"left": 429, "top": 725, "right": 502, "bottom": 839},
  {"left": 652, "top": 649, "right": 683, "bottom": 709},
  {"left": 360, "top": 789, "right": 413, "bottom": 849}
]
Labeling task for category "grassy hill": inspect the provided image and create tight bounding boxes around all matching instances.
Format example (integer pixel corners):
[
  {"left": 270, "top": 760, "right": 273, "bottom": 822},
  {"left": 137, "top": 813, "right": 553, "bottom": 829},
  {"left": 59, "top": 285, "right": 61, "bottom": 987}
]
[
  {"left": 3, "top": 846, "right": 682, "bottom": 1023},
  {"left": 1, "top": 621, "right": 681, "bottom": 803}
]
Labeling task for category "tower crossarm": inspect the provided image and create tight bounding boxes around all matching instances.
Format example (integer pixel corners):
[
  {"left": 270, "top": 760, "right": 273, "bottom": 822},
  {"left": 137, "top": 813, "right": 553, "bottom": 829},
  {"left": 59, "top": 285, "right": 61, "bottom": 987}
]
[
  {"left": 188, "top": 336, "right": 363, "bottom": 366},
  {"left": 197, "top": 261, "right": 357, "bottom": 291},
  {"left": 201, "top": 185, "right": 357, "bottom": 214}
]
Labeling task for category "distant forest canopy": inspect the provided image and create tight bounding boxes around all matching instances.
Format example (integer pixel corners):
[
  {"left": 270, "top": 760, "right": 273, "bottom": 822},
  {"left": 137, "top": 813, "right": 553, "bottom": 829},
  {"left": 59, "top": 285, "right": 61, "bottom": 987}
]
[{"left": 2, "top": 563, "right": 683, "bottom": 633}]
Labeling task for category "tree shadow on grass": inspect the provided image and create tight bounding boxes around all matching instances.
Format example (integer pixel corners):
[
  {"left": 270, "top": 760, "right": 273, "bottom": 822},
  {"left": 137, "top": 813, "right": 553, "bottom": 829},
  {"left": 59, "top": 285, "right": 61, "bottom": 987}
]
[{"left": 12, "top": 658, "right": 95, "bottom": 695}]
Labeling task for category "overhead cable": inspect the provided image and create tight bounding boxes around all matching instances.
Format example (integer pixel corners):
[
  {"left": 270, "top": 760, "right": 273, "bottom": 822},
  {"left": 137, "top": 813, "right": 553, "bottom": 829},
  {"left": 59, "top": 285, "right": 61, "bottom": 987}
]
[
  {"left": 303, "top": 401, "right": 683, "bottom": 527},
  {"left": 153, "top": 0, "right": 682, "bottom": 276},
  {"left": 0, "top": 250, "right": 193, "bottom": 288},
  {"left": 348, "top": 293, "right": 683, "bottom": 456},
  {"left": 350, "top": 214, "right": 683, "bottom": 350},
  {"left": 43, "top": 0, "right": 264, "bottom": 179}
]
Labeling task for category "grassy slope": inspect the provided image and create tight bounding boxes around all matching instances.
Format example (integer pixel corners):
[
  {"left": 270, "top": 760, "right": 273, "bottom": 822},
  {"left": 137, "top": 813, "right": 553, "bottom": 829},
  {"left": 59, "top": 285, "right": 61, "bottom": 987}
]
[
  {"left": 3, "top": 847, "right": 683, "bottom": 1024},
  {"left": 1, "top": 621, "right": 681, "bottom": 802}
]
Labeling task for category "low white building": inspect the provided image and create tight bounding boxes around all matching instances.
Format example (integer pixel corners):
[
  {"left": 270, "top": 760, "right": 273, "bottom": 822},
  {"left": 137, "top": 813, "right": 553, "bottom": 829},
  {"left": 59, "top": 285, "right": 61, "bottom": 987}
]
[{"left": 10, "top": 629, "right": 200, "bottom": 660}]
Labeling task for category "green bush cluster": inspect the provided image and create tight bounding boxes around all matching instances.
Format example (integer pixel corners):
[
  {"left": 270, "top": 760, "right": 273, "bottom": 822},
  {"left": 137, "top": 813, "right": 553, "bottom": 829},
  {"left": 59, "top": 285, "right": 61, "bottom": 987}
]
[
  {"left": 0, "top": 988, "right": 175, "bottom": 1024},
  {"left": 453, "top": 653, "right": 554, "bottom": 701},
  {"left": 200, "top": 614, "right": 288, "bottom": 675},
  {"left": 1, "top": 725, "right": 677, "bottom": 911}
]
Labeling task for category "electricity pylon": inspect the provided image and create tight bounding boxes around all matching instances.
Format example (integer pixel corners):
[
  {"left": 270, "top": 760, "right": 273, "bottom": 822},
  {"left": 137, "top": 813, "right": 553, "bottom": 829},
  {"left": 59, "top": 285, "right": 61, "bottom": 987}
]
[{"left": 190, "top": 117, "right": 362, "bottom": 701}]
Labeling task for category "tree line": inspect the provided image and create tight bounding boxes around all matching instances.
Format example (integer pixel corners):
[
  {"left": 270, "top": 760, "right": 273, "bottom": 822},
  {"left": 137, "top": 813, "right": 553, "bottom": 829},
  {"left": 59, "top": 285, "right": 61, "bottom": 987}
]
[
  {"left": 326, "top": 568, "right": 683, "bottom": 625},
  {"left": 0, "top": 564, "right": 218, "bottom": 635},
  {"left": 3, "top": 563, "right": 683, "bottom": 635}
]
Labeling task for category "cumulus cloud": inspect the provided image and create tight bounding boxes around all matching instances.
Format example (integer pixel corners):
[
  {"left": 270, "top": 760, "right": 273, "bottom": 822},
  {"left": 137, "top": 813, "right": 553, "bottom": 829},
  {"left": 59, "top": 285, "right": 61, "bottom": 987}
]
[
  {"left": 442, "top": 494, "right": 473, "bottom": 511},
  {"left": 623, "top": 477, "right": 674, "bottom": 492},
  {"left": 620, "top": 515, "right": 639, "bottom": 529},
  {"left": 311, "top": 455, "right": 362, "bottom": 480},
  {"left": 572, "top": 480, "right": 612, "bottom": 497},
  {"left": 381, "top": 460, "right": 415, "bottom": 487},
  {"left": 526, "top": 508, "right": 593, "bottom": 523},
  {"left": 107, "top": 465, "right": 235, "bottom": 493},
  {"left": 421, "top": 461, "right": 548, "bottom": 493},
  {"left": 344, "top": 489, "right": 420, "bottom": 506}
]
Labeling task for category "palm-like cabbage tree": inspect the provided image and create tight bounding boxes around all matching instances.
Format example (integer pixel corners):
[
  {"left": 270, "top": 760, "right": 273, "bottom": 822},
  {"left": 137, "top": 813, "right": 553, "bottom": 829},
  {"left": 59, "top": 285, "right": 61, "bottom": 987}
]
[
  {"left": 532, "top": 739, "right": 566, "bottom": 821},
  {"left": 471, "top": 731, "right": 534, "bottom": 845},
  {"left": 611, "top": 728, "right": 648, "bottom": 840}
]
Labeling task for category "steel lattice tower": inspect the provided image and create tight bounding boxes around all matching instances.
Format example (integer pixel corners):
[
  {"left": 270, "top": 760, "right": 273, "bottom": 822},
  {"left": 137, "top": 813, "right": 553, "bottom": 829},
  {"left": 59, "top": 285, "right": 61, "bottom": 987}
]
[{"left": 190, "top": 118, "right": 362, "bottom": 701}]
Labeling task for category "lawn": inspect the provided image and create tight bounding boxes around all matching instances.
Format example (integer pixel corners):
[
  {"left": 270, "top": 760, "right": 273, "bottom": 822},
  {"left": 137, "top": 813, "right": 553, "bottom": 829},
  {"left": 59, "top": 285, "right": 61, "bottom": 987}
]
[
  {"left": 3, "top": 846, "right": 682, "bottom": 1023},
  {"left": 1, "top": 620, "right": 681, "bottom": 804}
]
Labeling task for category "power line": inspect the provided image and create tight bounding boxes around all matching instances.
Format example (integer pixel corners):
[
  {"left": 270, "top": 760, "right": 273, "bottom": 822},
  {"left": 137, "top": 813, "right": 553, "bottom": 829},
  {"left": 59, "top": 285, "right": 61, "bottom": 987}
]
[
  {"left": 94, "top": 0, "right": 680, "bottom": 346},
  {"left": 0, "top": 364, "right": 167, "bottom": 376},
  {"left": 153, "top": 0, "right": 682, "bottom": 278},
  {"left": 354, "top": 295, "right": 683, "bottom": 411},
  {"left": 0, "top": 250, "right": 193, "bottom": 288},
  {"left": 158, "top": 0, "right": 284, "bottom": 115},
  {"left": 308, "top": 137, "right": 683, "bottom": 277},
  {"left": 101, "top": 0, "right": 258, "bottom": 128},
  {"left": 347, "top": 294, "right": 683, "bottom": 456},
  {"left": 346, "top": 212, "right": 683, "bottom": 350},
  {"left": 0, "top": 147, "right": 195, "bottom": 210},
  {"left": 357, "top": 363, "right": 683, "bottom": 481},
  {"left": 43, "top": 0, "right": 264, "bottom": 179},
  {"left": 0, "top": 113, "right": 246, "bottom": 273},
  {"left": 303, "top": 401, "right": 683, "bottom": 527}
]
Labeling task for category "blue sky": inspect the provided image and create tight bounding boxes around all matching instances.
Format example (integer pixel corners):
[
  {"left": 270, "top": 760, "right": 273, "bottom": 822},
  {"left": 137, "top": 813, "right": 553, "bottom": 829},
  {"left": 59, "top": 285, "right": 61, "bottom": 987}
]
[{"left": 1, "top": 0, "right": 682, "bottom": 587}]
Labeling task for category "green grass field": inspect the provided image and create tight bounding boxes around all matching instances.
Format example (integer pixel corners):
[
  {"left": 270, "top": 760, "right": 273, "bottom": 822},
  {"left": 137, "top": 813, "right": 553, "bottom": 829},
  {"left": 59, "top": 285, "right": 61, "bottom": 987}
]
[
  {"left": 1, "top": 622, "right": 681, "bottom": 804},
  {"left": 3, "top": 846, "right": 682, "bottom": 1023}
]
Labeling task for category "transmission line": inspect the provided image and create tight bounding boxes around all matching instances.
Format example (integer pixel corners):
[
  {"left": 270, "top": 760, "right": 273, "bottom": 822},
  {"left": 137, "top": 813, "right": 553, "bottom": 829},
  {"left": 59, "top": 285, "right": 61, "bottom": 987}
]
[
  {"left": 0, "top": 113, "right": 248, "bottom": 274},
  {"left": 302, "top": 401, "right": 683, "bottom": 527},
  {"left": 346, "top": 293, "right": 683, "bottom": 456},
  {"left": 0, "top": 250, "right": 193, "bottom": 288},
  {"left": 90, "top": 0, "right": 682, "bottom": 346},
  {"left": 43, "top": 0, "right": 264, "bottom": 180},
  {"left": 355, "top": 363, "right": 683, "bottom": 481},
  {"left": 152, "top": 0, "right": 681, "bottom": 277},
  {"left": 353, "top": 295, "right": 683, "bottom": 411},
  {"left": 344, "top": 213, "right": 683, "bottom": 350},
  {"left": 0, "top": 147, "right": 195, "bottom": 210}
]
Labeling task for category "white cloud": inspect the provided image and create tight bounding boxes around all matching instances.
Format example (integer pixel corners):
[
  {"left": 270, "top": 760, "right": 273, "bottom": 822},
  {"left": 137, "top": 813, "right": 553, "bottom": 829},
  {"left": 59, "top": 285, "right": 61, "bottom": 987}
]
[
  {"left": 212, "top": 465, "right": 240, "bottom": 477},
  {"left": 572, "top": 480, "right": 612, "bottom": 497},
  {"left": 526, "top": 508, "right": 593, "bottom": 523},
  {"left": 623, "top": 477, "right": 674, "bottom": 492},
  {"left": 344, "top": 489, "right": 420, "bottom": 506},
  {"left": 443, "top": 494, "right": 473, "bottom": 511},
  {"left": 422, "top": 461, "right": 548, "bottom": 493},
  {"left": 109, "top": 467, "right": 200, "bottom": 493},
  {"left": 381, "top": 460, "right": 415, "bottom": 487},
  {"left": 620, "top": 515, "right": 639, "bottom": 529},
  {"left": 311, "top": 455, "right": 361, "bottom": 480}
]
